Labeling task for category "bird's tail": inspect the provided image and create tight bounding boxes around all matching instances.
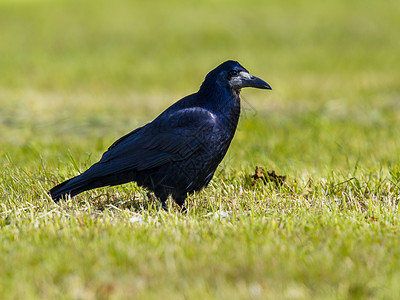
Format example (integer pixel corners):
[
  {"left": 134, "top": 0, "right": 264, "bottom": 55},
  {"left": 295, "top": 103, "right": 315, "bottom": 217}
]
[
  {"left": 49, "top": 172, "right": 101, "bottom": 202},
  {"left": 49, "top": 163, "right": 137, "bottom": 202}
]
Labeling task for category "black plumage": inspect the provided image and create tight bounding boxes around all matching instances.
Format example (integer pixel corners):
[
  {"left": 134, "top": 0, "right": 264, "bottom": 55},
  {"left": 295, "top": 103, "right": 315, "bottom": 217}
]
[{"left": 50, "top": 60, "right": 271, "bottom": 210}]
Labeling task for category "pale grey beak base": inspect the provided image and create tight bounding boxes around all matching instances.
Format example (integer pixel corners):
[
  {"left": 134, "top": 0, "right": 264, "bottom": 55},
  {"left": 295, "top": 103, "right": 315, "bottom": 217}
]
[{"left": 231, "top": 71, "right": 272, "bottom": 90}]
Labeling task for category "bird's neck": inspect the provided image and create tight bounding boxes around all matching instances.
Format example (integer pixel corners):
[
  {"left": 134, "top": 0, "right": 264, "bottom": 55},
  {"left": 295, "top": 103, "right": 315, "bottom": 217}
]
[{"left": 198, "top": 85, "right": 241, "bottom": 133}]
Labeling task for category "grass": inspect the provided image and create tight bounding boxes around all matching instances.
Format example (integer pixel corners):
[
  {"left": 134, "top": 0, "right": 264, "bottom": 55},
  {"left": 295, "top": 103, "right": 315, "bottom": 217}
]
[{"left": 1, "top": 0, "right": 400, "bottom": 299}]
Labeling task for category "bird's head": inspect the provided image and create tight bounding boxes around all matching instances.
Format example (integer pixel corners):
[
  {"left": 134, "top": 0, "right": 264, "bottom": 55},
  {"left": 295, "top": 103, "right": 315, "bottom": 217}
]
[{"left": 200, "top": 60, "right": 271, "bottom": 95}]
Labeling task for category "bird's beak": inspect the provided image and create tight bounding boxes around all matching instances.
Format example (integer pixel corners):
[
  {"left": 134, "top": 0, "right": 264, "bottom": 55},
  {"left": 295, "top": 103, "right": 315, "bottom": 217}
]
[{"left": 231, "top": 71, "right": 272, "bottom": 90}]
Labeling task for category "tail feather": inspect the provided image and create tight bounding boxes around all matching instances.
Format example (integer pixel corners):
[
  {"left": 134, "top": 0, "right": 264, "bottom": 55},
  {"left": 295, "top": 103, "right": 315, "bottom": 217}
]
[
  {"left": 49, "top": 163, "right": 138, "bottom": 202},
  {"left": 49, "top": 173, "right": 99, "bottom": 202}
]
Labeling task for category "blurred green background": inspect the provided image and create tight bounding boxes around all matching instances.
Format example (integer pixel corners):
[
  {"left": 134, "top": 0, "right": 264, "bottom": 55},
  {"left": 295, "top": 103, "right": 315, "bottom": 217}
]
[
  {"left": 1, "top": 0, "right": 399, "bottom": 93},
  {"left": 1, "top": 1, "right": 400, "bottom": 299},
  {"left": 1, "top": 0, "right": 399, "bottom": 177}
]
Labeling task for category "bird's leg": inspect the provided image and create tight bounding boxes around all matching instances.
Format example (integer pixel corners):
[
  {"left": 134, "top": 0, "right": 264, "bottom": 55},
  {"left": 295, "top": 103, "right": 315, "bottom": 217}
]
[
  {"left": 156, "top": 193, "right": 169, "bottom": 212},
  {"left": 174, "top": 195, "right": 188, "bottom": 213},
  {"left": 161, "top": 201, "right": 169, "bottom": 212},
  {"left": 148, "top": 191, "right": 169, "bottom": 212},
  {"left": 179, "top": 204, "right": 187, "bottom": 213}
]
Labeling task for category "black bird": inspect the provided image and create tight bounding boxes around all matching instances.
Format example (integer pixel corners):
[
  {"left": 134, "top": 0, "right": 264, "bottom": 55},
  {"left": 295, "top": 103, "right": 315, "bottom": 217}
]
[{"left": 50, "top": 60, "right": 271, "bottom": 210}]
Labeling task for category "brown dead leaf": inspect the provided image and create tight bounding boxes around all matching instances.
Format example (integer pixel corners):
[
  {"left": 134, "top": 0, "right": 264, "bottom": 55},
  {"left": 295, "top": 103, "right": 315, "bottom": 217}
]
[{"left": 251, "top": 166, "right": 286, "bottom": 187}]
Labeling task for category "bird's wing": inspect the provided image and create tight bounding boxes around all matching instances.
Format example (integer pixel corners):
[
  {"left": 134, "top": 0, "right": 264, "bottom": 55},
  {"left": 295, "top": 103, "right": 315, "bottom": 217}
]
[{"left": 97, "top": 107, "right": 218, "bottom": 174}]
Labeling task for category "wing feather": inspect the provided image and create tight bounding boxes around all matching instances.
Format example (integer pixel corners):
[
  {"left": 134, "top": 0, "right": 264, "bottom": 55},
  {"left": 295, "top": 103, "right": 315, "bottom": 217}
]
[{"left": 95, "top": 107, "right": 217, "bottom": 175}]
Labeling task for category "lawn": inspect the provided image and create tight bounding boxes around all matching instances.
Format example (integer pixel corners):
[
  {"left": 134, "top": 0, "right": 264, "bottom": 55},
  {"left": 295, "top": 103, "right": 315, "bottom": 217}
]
[{"left": 0, "top": 0, "right": 399, "bottom": 299}]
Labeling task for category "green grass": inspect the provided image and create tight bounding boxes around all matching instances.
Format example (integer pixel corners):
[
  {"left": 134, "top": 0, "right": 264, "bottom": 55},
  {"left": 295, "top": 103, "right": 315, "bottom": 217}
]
[{"left": 1, "top": 0, "right": 400, "bottom": 299}]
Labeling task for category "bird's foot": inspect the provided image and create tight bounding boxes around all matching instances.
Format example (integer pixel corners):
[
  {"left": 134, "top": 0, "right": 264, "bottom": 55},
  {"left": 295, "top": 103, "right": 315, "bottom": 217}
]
[
  {"left": 178, "top": 204, "right": 187, "bottom": 214},
  {"left": 161, "top": 201, "right": 169, "bottom": 212}
]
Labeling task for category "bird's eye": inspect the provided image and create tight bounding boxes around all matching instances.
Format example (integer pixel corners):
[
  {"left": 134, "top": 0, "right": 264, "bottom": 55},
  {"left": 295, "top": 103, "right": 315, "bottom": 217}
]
[{"left": 228, "top": 70, "right": 239, "bottom": 79}]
